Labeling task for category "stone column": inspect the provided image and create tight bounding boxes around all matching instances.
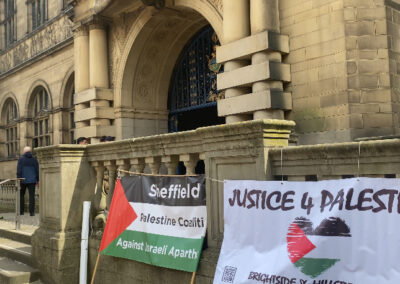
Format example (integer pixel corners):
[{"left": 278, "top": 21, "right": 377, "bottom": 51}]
[
  {"left": 250, "top": 0, "right": 283, "bottom": 120},
  {"left": 89, "top": 20, "right": 109, "bottom": 89},
  {"left": 74, "top": 25, "right": 89, "bottom": 93},
  {"left": 74, "top": 25, "right": 90, "bottom": 129},
  {"left": 145, "top": 157, "right": 161, "bottom": 175},
  {"left": 180, "top": 154, "right": 199, "bottom": 175},
  {"left": 222, "top": 0, "right": 251, "bottom": 123},
  {"left": 162, "top": 155, "right": 179, "bottom": 175},
  {"left": 18, "top": 121, "right": 31, "bottom": 152},
  {"left": 87, "top": 19, "right": 111, "bottom": 142}
]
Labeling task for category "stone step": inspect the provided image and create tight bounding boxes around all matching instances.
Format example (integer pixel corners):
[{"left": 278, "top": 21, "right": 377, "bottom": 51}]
[
  {"left": 0, "top": 257, "right": 40, "bottom": 284},
  {"left": 0, "top": 228, "right": 32, "bottom": 245},
  {"left": 0, "top": 238, "right": 33, "bottom": 267}
]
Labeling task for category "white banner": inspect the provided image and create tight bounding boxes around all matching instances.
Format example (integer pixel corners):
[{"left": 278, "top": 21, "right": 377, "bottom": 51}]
[{"left": 214, "top": 178, "right": 400, "bottom": 284}]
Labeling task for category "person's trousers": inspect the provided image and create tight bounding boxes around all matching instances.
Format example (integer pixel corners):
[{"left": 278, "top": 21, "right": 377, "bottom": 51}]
[{"left": 20, "top": 183, "right": 35, "bottom": 215}]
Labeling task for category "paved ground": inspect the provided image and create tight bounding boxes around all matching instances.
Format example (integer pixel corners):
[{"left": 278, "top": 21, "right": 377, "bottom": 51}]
[{"left": 0, "top": 213, "right": 39, "bottom": 234}]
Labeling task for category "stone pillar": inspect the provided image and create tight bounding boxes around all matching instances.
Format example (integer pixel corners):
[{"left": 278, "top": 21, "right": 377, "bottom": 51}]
[
  {"left": 74, "top": 18, "right": 114, "bottom": 143},
  {"left": 222, "top": 0, "right": 251, "bottom": 123},
  {"left": 217, "top": 0, "right": 291, "bottom": 122},
  {"left": 250, "top": 0, "right": 283, "bottom": 120},
  {"left": 89, "top": 20, "right": 109, "bottom": 89},
  {"left": 52, "top": 111, "right": 63, "bottom": 145},
  {"left": 74, "top": 25, "right": 90, "bottom": 130},
  {"left": 116, "top": 159, "right": 130, "bottom": 176},
  {"left": 18, "top": 121, "right": 30, "bottom": 153},
  {"left": 131, "top": 158, "right": 145, "bottom": 173},
  {"left": 31, "top": 145, "right": 95, "bottom": 284},
  {"left": 145, "top": 157, "right": 161, "bottom": 175},
  {"left": 74, "top": 25, "right": 89, "bottom": 93},
  {"left": 162, "top": 155, "right": 179, "bottom": 175},
  {"left": 180, "top": 154, "right": 199, "bottom": 175}
]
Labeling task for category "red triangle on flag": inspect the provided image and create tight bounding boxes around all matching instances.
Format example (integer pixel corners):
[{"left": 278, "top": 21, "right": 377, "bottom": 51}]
[
  {"left": 287, "top": 223, "right": 316, "bottom": 263},
  {"left": 99, "top": 179, "right": 137, "bottom": 252}
]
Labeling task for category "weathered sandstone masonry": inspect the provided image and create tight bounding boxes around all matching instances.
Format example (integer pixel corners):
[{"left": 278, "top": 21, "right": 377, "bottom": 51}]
[
  {"left": 32, "top": 120, "right": 295, "bottom": 283},
  {"left": 73, "top": 17, "right": 114, "bottom": 143},
  {"left": 217, "top": 0, "right": 292, "bottom": 123}
]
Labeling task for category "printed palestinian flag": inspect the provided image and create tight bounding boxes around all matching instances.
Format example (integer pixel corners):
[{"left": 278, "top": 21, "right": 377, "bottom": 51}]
[
  {"left": 99, "top": 175, "right": 206, "bottom": 272},
  {"left": 287, "top": 217, "right": 351, "bottom": 278}
]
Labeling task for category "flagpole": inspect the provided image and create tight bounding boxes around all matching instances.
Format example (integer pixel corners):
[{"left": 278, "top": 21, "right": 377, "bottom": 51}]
[
  {"left": 190, "top": 271, "right": 196, "bottom": 284},
  {"left": 90, "top": 253, "right": 101, "bottom": 284}
]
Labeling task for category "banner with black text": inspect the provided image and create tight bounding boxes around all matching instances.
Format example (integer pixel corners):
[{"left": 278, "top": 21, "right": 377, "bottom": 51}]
[
  {"left": 100, "top": 175, "right": 206, "bottom": 272},
  {"left": 214, "top": 178, "right": 400, "bottom": 284}
]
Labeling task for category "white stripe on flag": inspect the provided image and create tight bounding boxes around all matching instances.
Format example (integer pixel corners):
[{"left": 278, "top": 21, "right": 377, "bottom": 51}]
[
  {"left": 304, "top": 236, "right": 352, "bottom": 260},
  {"left": 126, "top": 202, "right": 206, "bottom": 239}
]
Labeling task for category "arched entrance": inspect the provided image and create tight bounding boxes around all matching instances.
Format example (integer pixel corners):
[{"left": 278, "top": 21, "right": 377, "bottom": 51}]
[
  {"left": 115, "top": 3, "right": 223, "bottom": 139},
  {"left": 168, "top": 25, "right": 224, "bottom": 132}
]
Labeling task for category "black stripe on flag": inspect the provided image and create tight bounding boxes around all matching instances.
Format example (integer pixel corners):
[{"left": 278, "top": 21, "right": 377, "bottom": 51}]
[{"left": 120, "top": 175, "right": 206, "bottom": 206}]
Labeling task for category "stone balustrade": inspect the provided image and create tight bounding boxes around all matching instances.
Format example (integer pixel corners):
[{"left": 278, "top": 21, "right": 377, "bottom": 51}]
[
  {"left": 31, "top": 118, "right": 295, "bottom": 284},
  {"left": 84, "top": 119, "right": 294, "bottom": 238}
]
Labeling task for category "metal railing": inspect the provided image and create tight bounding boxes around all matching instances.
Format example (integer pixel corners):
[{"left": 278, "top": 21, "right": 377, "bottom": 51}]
[{"left": 0, "top": 178, "right": 24, "bottom": 230}]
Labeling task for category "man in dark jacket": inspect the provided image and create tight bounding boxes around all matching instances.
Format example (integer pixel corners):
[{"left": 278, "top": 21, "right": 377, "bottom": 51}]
[{"left": 17, "top": 146, "right": 39, "bottom": 216}]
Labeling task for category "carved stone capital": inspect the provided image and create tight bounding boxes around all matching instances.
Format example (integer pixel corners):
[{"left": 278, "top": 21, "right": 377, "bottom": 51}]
[
  {"left": 87, "top": 16, "right": 110, "bottom": 30},
  {"left": 73, "top": 24, "right": 89, "bottom": 37}
]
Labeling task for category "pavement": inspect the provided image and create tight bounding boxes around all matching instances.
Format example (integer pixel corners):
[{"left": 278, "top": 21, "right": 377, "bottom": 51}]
[{"left": 0, "top": 213, "right": 39, "bottom": 235}]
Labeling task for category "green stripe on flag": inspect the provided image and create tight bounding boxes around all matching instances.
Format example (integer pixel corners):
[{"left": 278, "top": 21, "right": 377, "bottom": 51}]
[
  {"left": 101, "top": 230, "right": 204, "bottom": 272},
  {"left": 294, "top": 258, "right": 340, "bottom": 278}
]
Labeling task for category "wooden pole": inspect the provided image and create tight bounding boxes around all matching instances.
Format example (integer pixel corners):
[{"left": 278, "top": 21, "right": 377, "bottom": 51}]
[
  {"left": 90, "top": 253, "right": 101, "bottom": 284},
  {"left": 190, "top": 271, "right": 196, "bottom": 284}
]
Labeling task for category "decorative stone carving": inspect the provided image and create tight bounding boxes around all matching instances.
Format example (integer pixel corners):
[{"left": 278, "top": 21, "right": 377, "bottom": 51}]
[
  {"left": 209, "top": 0, "right": 223, "bottom": 16},
  {"left": 0, "top": 15, "right": 73, "bottom": 76}
]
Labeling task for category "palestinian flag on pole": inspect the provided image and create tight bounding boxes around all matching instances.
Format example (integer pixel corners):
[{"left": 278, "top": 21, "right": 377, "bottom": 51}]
[{"left": 99, "top": 175, "right": 206, "bottom": 272}]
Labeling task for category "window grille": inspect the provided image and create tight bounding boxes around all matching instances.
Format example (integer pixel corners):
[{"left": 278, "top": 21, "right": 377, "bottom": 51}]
[{"left": 168, "top": 25, "right": 223, "bottom": 132}]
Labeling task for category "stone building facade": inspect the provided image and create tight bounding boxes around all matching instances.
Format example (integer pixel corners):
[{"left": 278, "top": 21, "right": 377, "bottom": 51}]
[
  {"left": 2, "top": 0, "right": 400, "bottom": 283},
  {"left": 0, "top": 0, "right": 74, "bottom": 177}
]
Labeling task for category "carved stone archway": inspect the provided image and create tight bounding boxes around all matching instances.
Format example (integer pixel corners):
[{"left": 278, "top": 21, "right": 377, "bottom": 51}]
[{"left": 114, "top": 1, "right": 222, "bottom": 139}]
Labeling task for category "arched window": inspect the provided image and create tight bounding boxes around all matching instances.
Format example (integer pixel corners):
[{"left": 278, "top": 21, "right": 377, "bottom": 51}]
[
  {"left": 32, "top": 87, "right": 51, "bottom": 147},
  {"left": 3, "top": 99, "right": 18, "bottom": 157},
  {"left": 168, "top": 25, "right": 224, "bottom": 132}
]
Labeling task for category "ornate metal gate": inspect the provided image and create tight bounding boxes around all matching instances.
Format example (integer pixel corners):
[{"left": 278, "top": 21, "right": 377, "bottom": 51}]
[{"left": 168, "top": 25, "right": 223, "bottom": 132}]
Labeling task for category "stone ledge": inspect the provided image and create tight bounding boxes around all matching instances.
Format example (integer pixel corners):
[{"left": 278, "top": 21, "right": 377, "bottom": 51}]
[
  {"left": 74, "top": 125, "right": 116, "bottom": 138},
  {"left": 217, "top": 90, "right": 292, "bottom": 116},
  {"left": 74, "top": 88, "right": 113, "bottom": 105},
  {"left": 83, "top": 119, "right": 295, "bottom": 162},
  {"left": 75, "top": 106, "right": 114, "bottom": 122},
  {"left": 217, "top": 31, "right": 289, "bottom": 63},
  {"left": 217, "top": 61, "right": 291, "bottom": 90}
]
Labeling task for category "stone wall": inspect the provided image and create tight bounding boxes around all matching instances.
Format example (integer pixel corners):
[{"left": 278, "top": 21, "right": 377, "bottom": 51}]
[
  {"left": 281, "top": 0, "right": 396, "bottom": 144},
  {"left": 344, "top": 0, "right": 393, "bottom": 140},
  {"left": 0, "top": 43, "right": 74, "bottom": 160},
  {"left": 281, "top": 0, "right": 348, "bottom": 144},
  {"left": 387, "top": 0, "right": 400, "bottom": 136}
]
